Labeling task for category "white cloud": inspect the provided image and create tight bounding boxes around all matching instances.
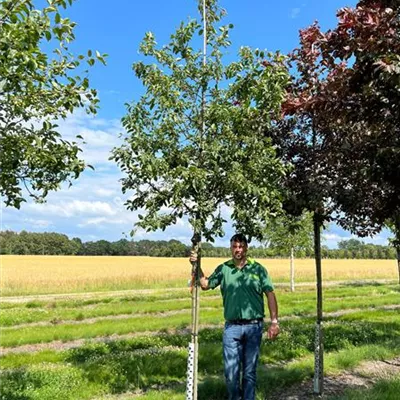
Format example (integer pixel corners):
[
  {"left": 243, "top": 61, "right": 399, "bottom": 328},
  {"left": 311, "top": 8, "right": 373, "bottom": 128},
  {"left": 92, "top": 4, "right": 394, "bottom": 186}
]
[
  {"left": 78, "top": 215, "right": 137, "bottom": 227},
  {"left": 8, "top": 110, "right": 370, "bottom": 248},
  {"left": 290, "top": 8, "right": 301, "bottom": 19},
  {"left": 52, "top": 110, "right": 123, "bottom": 169},
  {"left": 79, "top": 128, "right": 120, "bottom": 148},
  {"left": 82, "top": 148, "right": 114, "bottom": 166},
  {"left": 323, "top": 233, "right": 349, "bottom": 241},
  {"left": 27, "top": 200, "right": 118, "bottom": 218},
  {"left": 23, "top": 218, "right": 53, "bottom": 228},
  {"left": 94, "top": 188, "right": 116, "bottom": 197}
]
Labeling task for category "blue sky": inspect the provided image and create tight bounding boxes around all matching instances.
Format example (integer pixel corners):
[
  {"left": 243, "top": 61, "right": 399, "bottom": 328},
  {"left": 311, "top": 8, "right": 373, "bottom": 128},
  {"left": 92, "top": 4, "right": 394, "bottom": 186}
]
[{"left": 1, "top": 0, "right": 393, "bottom": 247}]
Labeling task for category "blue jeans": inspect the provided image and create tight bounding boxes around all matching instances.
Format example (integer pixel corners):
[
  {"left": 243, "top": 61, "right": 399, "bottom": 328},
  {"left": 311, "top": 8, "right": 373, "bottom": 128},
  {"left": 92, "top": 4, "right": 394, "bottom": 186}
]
[{"left": 223, "top": 321, "right": 263, "bottom": 400}]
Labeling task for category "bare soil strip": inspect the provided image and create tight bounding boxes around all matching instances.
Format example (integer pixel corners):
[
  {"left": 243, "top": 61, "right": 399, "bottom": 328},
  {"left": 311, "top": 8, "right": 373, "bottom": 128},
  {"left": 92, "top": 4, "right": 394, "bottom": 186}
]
[
  {"left": 2, "top": 304, "right": 400, "bottom": 356},
  {"left": 269, "top": 357, "right": 400, "bottom": 399}
]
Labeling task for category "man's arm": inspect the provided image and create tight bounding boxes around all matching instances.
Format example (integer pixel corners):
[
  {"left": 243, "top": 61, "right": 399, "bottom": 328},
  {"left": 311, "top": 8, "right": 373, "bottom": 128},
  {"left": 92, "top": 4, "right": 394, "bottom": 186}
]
[{"left": 265, "top": 290, "right": 280, "bottom": 339}]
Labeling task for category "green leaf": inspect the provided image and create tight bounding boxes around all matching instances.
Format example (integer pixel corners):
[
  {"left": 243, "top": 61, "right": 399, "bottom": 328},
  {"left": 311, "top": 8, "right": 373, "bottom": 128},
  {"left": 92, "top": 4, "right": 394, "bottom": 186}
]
[
  {"left": 0, "top": 0, "right": 104, "bottom": 208},
  {"left": 111, "top": 0, "right": 288, "bottom": 242}
]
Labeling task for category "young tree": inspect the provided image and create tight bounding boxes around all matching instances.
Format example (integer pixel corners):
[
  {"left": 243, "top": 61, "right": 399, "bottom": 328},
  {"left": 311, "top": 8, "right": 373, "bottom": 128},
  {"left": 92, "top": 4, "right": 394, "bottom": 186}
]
[
  {"left": 0, "top": 0, "right": 106, "bottom": 208},
  {"left": 111, "top": 1, "right": 289, "bottom": 397},
  {"left": 277, "top": 0, "right": 400, "bottom": 393},
  {"left": 283, "top": 1, "right": 400, "bottom": 283},
  {"left": 262, "top": 212, "right": 313, "bottom": 291}
]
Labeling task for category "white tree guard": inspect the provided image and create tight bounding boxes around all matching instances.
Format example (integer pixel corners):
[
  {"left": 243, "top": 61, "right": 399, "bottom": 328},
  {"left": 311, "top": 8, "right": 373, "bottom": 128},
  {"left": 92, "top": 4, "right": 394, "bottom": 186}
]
[
  {"left": 186, "top": 342, "right": 195, "bottom": 400},
  {"left": 313, "top": 321, "right": 324, "bottom": 394}
]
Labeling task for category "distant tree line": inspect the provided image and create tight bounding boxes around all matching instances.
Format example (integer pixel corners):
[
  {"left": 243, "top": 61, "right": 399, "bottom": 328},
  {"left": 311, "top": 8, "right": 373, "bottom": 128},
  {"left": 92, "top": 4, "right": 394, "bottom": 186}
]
[
  {"left": 0, "top": 230, "right": 396, "bottom": 259},
  {"left": 0, "top": 231, "right": 189, "bottom": 257}
]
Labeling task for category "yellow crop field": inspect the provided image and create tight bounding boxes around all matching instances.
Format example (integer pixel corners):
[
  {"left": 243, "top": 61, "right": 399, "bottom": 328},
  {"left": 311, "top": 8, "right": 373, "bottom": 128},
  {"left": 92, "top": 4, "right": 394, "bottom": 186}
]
[{"left": 1, "top": 255, "right": 397, "bottom": 296}]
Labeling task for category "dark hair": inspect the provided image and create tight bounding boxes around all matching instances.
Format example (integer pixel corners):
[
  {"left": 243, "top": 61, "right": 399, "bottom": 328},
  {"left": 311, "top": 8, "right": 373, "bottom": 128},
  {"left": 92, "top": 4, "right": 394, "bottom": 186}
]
[{"left": 230, "top": 233, "right": 248, "bottom": 245}]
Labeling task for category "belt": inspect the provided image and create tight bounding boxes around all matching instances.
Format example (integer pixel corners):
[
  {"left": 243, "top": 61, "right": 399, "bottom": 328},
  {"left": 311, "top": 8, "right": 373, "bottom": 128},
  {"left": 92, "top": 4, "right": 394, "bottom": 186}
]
[{"left": 227, "top": 318, "right": 263, "bottom": 325}]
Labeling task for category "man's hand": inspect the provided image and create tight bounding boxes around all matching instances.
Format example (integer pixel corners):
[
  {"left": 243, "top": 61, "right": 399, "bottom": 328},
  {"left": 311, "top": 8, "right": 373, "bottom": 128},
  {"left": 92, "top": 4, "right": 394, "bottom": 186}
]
[
  {"left": 188, "top": 251, "right": 209, "bottom": 290},
  {"left": 189, "top": 250, "right": 197, "bottom": 264},
  {"left": 265, "top": 291, "right": 279, "bottom": 339},
  {"left": 267, "top": 323, "right": 280, "bottom": 340}
]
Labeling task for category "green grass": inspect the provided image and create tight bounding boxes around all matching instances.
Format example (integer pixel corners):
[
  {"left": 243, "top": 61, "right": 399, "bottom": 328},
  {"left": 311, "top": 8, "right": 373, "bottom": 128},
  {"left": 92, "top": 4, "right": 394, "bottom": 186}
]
[
  {"left": 0, "top": 289, "right": 214, "bottom": 310},
  {"left": 334, "top": 308, "right": 400, "bottom": 322},
  {"left": 332, "top": 376, "right": 400, "bottom": 400},
  {"left": 94, "top": 389, "right": 186, "bottom": 400},
  {"left": 325, "top": 342, "right": 400, "bottom": 373},
  {"left": 1, "top": 283, "right": 400, "bottom": 400},
  {"left": 5, "top": 340, "right": 395, "bottom": 400},
  {"left": 2, "top": 284, "right": 400, "bottom": 347},
  {"left": 0, "top": 309, "right": 225, "bottom": 347},
  {"left": 0, "top": 296, "right": 219, "bottom": 327},
  {"left": 2, "top": 282, "right": 397, "bottom": 310},
  {"left": 0, "top": 363, "right": 105, "bottom": 400},
  {"left": 2, "top": 283, "right": 399, "bottom": 328},
  {"left": 256, "top": 342, "right": 400, "bottom": 399},
  {"left": 1, "top": 316, "right": 399, "bottom": 399},
  {"left": 0, "top": 350, "right": 67, "bottom": 369}
]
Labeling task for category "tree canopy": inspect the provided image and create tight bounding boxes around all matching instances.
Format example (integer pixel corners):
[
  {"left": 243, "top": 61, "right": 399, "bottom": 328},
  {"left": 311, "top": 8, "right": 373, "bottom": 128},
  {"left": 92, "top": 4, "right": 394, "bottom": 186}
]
[
  {"left": 282, "top": 0, "right": 400, "bottom": 237},
  {"left": 0, "top": 0, "right": 106, "bottom": 208},
  {"left": 275, "top": 0, "right": 400, "bottom": 391},
  {"left": 112, "top": 0, "right": 289, "bottom": 243}
]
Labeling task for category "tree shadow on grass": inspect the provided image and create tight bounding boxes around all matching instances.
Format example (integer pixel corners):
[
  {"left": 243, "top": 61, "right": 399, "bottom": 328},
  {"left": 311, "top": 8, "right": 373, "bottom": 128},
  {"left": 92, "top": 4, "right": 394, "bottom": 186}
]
[
  {"left": 257, "top": 362, "right": 314, "bottom": 400},
  {"left": 198, "top": 375, "right": 227, "bottom": 400}
]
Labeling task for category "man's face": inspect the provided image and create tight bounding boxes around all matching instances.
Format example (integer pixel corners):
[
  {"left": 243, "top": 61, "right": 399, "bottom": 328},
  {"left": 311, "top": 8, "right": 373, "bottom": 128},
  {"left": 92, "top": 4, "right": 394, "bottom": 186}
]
[{"left": 231, "top": 240, "right": 247, "bottom": 261}]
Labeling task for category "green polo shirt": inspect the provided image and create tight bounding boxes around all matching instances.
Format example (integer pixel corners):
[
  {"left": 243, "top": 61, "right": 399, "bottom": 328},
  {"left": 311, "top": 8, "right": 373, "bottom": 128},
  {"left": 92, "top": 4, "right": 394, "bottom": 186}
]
[{"left": 207, "top": 258, "right": 274, "bottom": 321}]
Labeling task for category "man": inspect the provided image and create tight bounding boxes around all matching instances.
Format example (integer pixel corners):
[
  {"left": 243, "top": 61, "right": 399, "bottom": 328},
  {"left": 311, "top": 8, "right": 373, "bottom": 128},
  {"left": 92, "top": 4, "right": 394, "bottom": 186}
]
[{"left": 190, "top": 233, "right": 279, "bottom": 400}]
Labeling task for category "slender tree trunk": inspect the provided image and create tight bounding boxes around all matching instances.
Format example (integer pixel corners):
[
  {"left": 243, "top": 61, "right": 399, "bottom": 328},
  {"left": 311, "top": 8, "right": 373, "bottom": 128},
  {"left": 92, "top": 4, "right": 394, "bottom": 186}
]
[
  {"left": 290, "top": 246, "right": 295, "bottom": 292},
  {"left": 187, "top": 2, "right": 206, "bottom": 398},
  {"left": 186, "top": 233, "right": 201, "bottom": 400},
  {"left": 394, "top": 215, "right": 400, "bottom": 285},
  {"left": 313, "top": 212, "right": 324, "bottom": 395}
]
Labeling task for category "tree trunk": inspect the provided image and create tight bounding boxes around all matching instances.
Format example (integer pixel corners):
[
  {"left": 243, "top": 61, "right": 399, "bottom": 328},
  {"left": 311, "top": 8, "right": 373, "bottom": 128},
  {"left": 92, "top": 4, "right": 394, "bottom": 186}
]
[
  {"left": 313, "top": 212, "right": 324, "bottom": 395},
  {"left": 394, "top": 215, "right": 400, "bottom": 285},
  {"left": 186, "top": 233, "right": 201, "bottom": 400},
  {"left": 290, "top": 246, "right": 295, "bottom": 292},
  {"left": 187, "top": 2, "right": 206, "bottom": 397}
]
